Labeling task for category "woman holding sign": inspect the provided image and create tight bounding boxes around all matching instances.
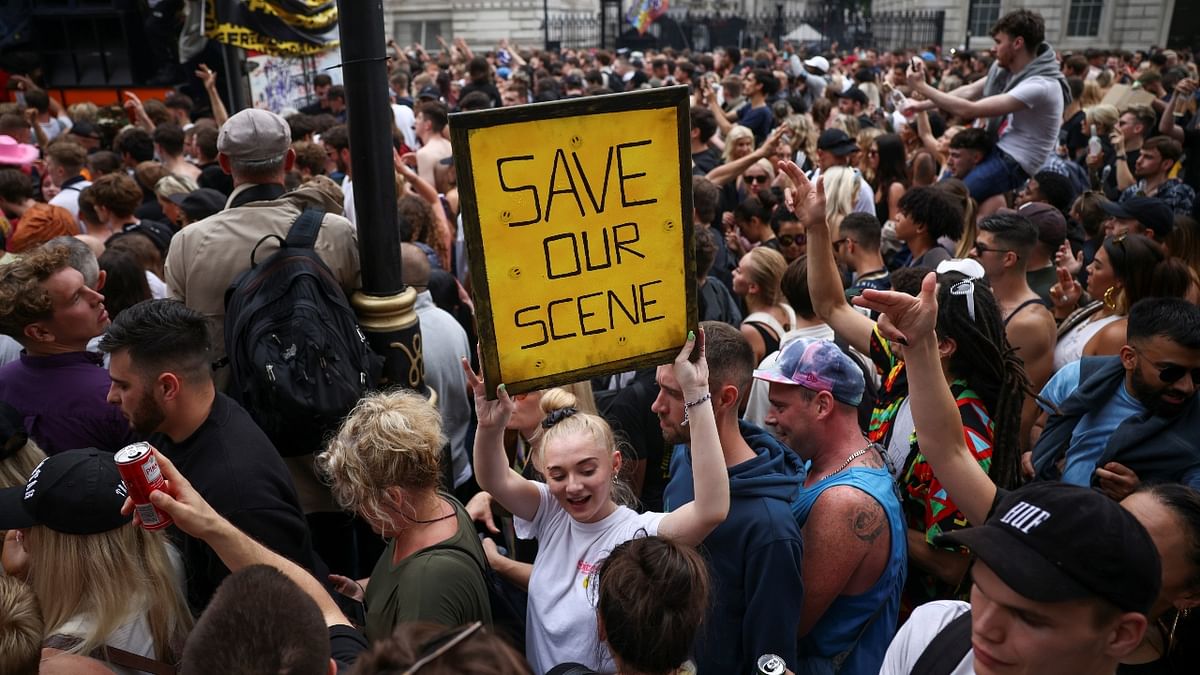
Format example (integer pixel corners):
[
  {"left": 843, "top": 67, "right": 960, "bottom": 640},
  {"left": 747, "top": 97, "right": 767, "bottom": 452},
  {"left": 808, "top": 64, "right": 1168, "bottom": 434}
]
[{"left": 465, "top": 331, "right": 729, "bottom": 675}]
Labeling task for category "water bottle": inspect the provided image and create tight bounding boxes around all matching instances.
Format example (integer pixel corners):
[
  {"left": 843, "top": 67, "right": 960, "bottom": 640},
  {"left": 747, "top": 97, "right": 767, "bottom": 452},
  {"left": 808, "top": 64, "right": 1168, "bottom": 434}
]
[
  {"left": 890, "top": 89, "right": 914, "bottom": 118},
  {"left": 1088, "top": 124, "right": 1103, "bottom": 158}
]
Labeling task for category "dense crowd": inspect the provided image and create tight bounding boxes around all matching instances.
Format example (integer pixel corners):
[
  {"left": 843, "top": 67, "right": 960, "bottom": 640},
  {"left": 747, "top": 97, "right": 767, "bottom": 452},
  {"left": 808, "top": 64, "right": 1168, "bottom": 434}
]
[{"left": 0, "top": 7, "right": 1199, "bottom": 675}]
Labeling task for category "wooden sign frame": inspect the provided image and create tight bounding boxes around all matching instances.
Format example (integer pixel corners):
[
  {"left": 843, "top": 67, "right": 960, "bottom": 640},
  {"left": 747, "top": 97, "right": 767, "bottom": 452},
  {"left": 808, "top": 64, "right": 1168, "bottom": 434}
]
[{"left": 450, "top": 86, "right": 697, "bottom": 397}]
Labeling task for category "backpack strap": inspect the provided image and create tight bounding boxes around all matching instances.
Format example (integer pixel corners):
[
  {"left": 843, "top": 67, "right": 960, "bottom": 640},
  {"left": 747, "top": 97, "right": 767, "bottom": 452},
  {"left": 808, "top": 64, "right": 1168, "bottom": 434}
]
[
  {"left": 910, "top": 609, "right": 973, "bottom": 675},
  {"left": 285, "top": 207, "right": 326, "bottom": 250},
  {"left": 44, "top": 633, "right": 178, "bottom": 675}
]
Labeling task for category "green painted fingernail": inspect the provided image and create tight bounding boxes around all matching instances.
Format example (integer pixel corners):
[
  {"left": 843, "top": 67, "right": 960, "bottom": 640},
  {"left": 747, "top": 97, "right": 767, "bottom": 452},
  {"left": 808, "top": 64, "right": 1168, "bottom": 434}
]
[
  {"left": 688, "top": 330, "right": 695, "bottom": 340},
  {"left": 499, "top": 384, "right": 507, "bottom": 392}
]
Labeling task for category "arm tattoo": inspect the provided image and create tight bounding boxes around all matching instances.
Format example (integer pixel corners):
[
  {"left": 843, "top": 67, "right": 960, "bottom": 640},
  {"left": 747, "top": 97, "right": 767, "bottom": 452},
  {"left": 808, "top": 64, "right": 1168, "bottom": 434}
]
[{"left": 851, "top": 501, "right": 887, "bottom": 543}]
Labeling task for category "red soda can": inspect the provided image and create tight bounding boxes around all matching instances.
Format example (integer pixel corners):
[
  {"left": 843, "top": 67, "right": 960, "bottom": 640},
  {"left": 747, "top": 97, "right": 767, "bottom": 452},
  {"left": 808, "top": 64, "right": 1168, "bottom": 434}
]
[{"left": 115, "top": 442, "right": 172, "bottom": 530}]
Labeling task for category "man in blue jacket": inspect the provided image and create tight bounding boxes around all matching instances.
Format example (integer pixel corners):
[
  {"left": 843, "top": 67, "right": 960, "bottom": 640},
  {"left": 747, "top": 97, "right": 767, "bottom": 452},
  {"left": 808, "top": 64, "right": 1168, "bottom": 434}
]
[
  {"left": 657, "top": 321, "right": 804, "bottom": 674},
  {"left": 1033, "top": 297, "right": 1200, "bottom": 497}
]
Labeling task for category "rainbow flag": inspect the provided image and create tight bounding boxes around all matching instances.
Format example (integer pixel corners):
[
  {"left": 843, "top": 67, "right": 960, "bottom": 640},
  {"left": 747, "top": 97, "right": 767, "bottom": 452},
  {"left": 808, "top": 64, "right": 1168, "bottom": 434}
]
[{"left": 627, "top": 0, "right": 668, "bottom": 35}]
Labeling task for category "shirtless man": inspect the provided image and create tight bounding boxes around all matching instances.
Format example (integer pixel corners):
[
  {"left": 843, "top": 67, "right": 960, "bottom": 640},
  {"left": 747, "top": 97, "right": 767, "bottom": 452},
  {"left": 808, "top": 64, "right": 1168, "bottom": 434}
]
[
  {"left": 968, "top": 211, "right": 1056, "bottom": 450},
  {"left": 414, "top": 101, "right": 452, "bottom": 191}
]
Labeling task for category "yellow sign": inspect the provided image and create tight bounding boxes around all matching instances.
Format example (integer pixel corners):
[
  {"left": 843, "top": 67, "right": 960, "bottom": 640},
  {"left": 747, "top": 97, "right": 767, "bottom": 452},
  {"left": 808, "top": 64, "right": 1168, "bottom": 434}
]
[{"left": 452, "top": 87, "right": 696, "bottom": 395}]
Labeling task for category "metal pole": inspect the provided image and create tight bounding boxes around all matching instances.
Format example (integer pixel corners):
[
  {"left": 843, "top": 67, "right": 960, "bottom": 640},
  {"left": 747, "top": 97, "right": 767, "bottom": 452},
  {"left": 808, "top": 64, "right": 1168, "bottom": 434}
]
[
  {"left": 335, "top": 0, "right": 427, "bottom": 395},
  {"left": 221, "top": 43, "right": 249, "bottom": 112},
  {"left": 544, "top": 0, "right": 551, "bottom": 50}
]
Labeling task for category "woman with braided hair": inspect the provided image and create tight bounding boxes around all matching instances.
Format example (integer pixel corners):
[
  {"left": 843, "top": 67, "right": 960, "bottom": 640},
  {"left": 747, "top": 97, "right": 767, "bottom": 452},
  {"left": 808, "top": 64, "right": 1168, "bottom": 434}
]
[{"left": 784, "top": 158, "right": 1035, "bottom": 619}]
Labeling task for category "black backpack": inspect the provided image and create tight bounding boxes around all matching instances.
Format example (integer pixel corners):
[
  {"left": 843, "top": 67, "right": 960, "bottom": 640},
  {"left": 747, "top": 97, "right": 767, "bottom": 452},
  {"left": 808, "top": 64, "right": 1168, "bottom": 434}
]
[{"left": 224, "top": 207, "right": 380, "bottom": 457}]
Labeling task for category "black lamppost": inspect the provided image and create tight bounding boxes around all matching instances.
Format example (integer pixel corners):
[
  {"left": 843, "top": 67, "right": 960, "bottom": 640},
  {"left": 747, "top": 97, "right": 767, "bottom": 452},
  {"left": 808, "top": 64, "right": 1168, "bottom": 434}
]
[{"left": 334, "top": 0, "right": 427, "bottom": 395}]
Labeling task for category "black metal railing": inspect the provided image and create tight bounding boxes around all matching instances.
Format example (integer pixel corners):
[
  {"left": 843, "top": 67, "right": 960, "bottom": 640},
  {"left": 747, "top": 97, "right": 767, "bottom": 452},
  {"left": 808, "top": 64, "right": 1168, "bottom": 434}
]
[{"left": 546, "top": 9, "right": 945, "bottom": 54}]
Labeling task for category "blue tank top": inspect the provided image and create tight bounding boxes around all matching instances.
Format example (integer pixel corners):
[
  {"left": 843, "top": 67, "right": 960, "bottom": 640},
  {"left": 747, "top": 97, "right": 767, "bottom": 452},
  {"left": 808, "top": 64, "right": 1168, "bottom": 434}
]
[{"left": 792, "top": 466, "right": 907, "bottom": 674}]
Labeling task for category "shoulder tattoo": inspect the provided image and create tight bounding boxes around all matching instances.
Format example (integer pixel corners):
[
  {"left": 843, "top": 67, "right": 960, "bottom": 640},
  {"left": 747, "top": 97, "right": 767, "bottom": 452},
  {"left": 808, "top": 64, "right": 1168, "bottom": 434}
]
[{"left": 850, "top": 500, "right": 887, "bottom": 544}]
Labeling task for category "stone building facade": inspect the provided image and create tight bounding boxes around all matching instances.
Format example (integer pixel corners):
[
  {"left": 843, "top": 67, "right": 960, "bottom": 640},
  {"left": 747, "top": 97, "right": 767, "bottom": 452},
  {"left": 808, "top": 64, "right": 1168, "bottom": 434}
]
[{"left": 869, "top": 0, "right": 1180, "bottom": 52}]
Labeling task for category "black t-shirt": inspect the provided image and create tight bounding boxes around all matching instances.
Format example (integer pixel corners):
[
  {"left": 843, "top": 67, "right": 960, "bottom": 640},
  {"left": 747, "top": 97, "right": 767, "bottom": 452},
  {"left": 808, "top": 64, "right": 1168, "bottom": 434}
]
[
  {"left": 692, "top": 146, "right": 722, "bottom": 175},
  {"left": 1061, "top": 110, "right": 1089, "bottom": 159},
  {"left": 330, "top": 625, "right": 369, "bottom": 673},
  {"left": 151, "top": 393, "right": 322, "bottom": 611},
  {"left": 596, "top": 368, "right": 669, "bottom": 512}
]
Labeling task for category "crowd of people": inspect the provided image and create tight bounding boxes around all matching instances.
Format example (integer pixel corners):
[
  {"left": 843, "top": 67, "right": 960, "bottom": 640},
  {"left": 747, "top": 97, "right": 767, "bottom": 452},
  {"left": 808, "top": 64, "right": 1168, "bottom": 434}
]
[{"left": 0, "top": 6, "right": 1199, "bottom": 675}]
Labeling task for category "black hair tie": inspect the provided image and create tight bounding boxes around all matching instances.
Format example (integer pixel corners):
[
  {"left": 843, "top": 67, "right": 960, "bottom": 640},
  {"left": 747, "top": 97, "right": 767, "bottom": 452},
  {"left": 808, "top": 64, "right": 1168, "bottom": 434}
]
[{"left": 542, "top": 407, "right": 579, "bottom": 429}]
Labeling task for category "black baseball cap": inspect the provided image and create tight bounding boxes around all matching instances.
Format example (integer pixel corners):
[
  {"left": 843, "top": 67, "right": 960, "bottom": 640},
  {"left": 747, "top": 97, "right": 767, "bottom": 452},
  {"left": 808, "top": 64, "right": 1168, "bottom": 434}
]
[
  {"left": 838, "top": 86, "right": 869, "bottom": 105},
  {"left": 817, "top": 129, "right": 858, "bottom": 156},
  {"left": 939, "top": 482, "right": 1161, "bottom": 613},
  {"left": 1098, "top": 196, "right": 1174, "bottom": 240},
  {"left": 68, "top": 120, "right": 101, "bottom": 140},
  {"left": 417, "top": 85, "right": 442, "bottom": 101},
  {"left": 170, "top": 187, "right": 227, "bottom": 222},
  {"left": 0, "top": 448, "right": 132, "bottom": 535}
]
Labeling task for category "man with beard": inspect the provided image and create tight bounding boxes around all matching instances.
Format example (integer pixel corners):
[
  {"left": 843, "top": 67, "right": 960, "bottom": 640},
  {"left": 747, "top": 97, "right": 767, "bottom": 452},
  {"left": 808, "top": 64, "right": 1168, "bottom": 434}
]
[
  {"left": 654, "top": 321, "right": 804, "bottom": 674},
  {"left": 1032, "top": 298, "right": 1200, "bottom": 497},
  {"left": 101, "top": 299, "right": 322, "bottom": 611}
]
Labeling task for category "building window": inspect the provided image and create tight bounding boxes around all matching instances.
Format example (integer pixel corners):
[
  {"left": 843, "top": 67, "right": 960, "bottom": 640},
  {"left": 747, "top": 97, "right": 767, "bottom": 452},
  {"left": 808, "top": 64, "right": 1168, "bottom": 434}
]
[
  {"left": 968, "top": 0, "right": 1002, "bottom": 39},
  {"left": 392, "top": 18, "right": 447, "bottom": 51},
  {"left": 1067, "top": 0, "right": 1104, "bottom": 37}
]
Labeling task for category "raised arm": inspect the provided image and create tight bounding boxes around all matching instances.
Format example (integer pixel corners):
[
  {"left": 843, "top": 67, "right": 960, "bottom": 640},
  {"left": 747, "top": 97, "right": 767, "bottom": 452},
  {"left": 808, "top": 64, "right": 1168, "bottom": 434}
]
[
  {"left": 657, "top": 330, "right": 730, "bottom": 546},
  {"left": 778, "top": 160, "right": 875, "bottom": 354},
  {"left": 129, "top": 449, "right": 350, "bottom": 628},
  {"left": 707, "top": 126, "right": 784, "bottom": 187},
  {"left": 1159, "top": 78, "right": 1195, "bottom": 142},
  {"left": 853, "top": 274, "right": 995, "bottom": 525},
  {"left": 906, "top": 62, "right": 1022, "bottom": 121},
  {"left": 196, "top": 64, "right": 228, "bottom": 128},
  {"left": 463, "top": 359, "right": 541, "bottom": 521}
]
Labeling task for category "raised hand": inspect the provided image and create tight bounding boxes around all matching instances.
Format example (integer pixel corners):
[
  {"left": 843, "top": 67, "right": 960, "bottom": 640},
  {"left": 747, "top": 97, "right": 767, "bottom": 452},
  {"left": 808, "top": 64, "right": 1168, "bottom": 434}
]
[
  {"left": 853, "top": 271, "right": 939, "bottom": 344},
  {"left": 195, "top": 63, "right": 218, "bottom": 90},
  {"left": 462, "top": 357, "right": 514, "bottom": 429},
  {"left": 120, "top": 448, "right": 223, "bottom": 538},
  {"left": 1049, "top": 265, "right": 1083, "bottom": 314},
  {"left": 671, "top": 329, "right": 709, "bottom": 400}
]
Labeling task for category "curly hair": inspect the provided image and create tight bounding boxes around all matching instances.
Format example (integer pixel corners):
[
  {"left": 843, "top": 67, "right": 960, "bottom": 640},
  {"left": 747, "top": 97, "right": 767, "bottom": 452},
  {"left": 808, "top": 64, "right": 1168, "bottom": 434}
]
[
  {"left": 317, "top": 389, "right": 447, "bottom": 525},
  {"left": 0, "top": 246, "right": 70, "bottom": 342},
  {"left": 898, "top": 186, "right": 964, "bottom": 241}
]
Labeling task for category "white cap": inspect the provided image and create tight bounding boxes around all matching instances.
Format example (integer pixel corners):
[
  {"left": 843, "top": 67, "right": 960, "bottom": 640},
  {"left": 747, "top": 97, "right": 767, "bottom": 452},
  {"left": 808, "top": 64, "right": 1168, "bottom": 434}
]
[{"left": 803, "top": 56, "right": 830, "bottom": 74}]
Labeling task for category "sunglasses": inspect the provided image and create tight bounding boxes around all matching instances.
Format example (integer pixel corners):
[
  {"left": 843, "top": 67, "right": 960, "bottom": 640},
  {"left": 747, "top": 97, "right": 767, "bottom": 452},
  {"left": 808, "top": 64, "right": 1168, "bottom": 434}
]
[
  {"left": 779, "top": 233, "right": 806, "bottom": 246},
  {"left": 1133, "top": 347, "right": 1200, "bottom": 384},
  {"left": 745, "top": 174, "right": 770, "bottom": 184},
  {"left": 971, "top": 242, "right": 1012, "bottom": 255}
]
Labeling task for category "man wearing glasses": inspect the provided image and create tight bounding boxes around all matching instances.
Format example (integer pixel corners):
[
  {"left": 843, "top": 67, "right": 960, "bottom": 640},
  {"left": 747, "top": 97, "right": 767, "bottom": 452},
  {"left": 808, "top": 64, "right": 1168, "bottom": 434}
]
[{"left": 1031, "top": 298, "right": 1200, "bottom": 498}]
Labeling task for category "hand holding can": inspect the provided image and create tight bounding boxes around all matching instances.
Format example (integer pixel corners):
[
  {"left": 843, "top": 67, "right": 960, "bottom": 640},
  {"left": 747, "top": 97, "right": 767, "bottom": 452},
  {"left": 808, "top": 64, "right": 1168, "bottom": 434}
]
[{"left": 116, "top": 442, "right": 173, "bottom": 530}]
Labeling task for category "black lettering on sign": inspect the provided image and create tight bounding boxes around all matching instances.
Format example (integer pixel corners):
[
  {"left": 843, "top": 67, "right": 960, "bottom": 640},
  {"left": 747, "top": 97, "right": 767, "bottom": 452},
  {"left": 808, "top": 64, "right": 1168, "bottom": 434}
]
[
  {"left": 546, "top": 148, "right": 586, "bottom": 222},
  {"left": 574, "top": 147, "right": 615, "bottom": 215},
  {"left": 515, "top": 306, "right": 549, "bottom": 349},
  {"left": 616, "top": 140, "right": 658, "bottom": 208},
  {"left": 547, "top": 298, "right": 578, "bottom": 340},
  {"left": 577, "top": 292, "right": 607, "bottom": 336},
  {"left": 607, "top": 285, "right": 640, "bottom": 330},
  {"left": 582, "top": 228, "right": 611, "bottom": 271},
  {"left": 612, "top": 222, "right": 646, "bottom": 263},
  {"left": 639, "top": 279, "right": 665, "bottom": 323},
  {"left": 544, "top": 233, "right": 582, "bottom": 279},
  {"left": 497, "top": 155, "right": 541, "bottom": 226}
]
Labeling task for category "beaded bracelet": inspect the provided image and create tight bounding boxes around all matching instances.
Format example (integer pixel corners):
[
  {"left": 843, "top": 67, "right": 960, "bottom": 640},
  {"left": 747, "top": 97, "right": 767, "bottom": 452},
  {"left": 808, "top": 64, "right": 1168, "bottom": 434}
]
[{"left": 681, "top": 391, "right": 712, "bottom": 427}]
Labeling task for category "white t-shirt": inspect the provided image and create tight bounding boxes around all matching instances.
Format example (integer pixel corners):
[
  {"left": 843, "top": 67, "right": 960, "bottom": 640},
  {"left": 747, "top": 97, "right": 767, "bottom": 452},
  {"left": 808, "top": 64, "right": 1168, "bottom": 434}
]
[
  {"left": 392, "top": 103, "right": 417, "bottom": 150},
  {"left": 996, "top": 76, "right": 1064, "bottom": 177},
  {"left": 880, "top": 600, "right": 975, "bottom": 675},
  {"left": 515, "top": 481, "right": 666, "bottom": 674},
  {"left": 50, "top": 178, "right": 92, "bottom": 228}
]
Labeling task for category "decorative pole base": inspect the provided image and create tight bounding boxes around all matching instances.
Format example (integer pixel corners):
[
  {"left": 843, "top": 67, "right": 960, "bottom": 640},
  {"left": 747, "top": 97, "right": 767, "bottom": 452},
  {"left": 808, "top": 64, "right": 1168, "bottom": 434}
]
[{"left": 351, "top": 288, "right": 432, "bottom": 403}]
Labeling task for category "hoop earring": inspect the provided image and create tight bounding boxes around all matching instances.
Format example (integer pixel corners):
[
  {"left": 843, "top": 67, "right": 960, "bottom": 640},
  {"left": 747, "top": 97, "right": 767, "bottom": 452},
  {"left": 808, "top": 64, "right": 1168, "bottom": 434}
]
[{"left": 1103, "top": 286, "right": 1118, "bottom": 310}]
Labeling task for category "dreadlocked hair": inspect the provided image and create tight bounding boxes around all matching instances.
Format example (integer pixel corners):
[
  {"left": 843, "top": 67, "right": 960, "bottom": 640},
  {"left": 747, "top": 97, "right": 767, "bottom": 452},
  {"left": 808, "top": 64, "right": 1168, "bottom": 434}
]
[{"left": 935, "top": 272, "right": 1033, "bottom": 490}]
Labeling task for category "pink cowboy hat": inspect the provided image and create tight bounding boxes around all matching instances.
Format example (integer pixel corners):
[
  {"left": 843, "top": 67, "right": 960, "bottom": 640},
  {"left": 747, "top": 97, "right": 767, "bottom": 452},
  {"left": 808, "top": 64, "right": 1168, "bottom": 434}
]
[{"left": 0, "top": 135, "right": 39, "bottom": 167}]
